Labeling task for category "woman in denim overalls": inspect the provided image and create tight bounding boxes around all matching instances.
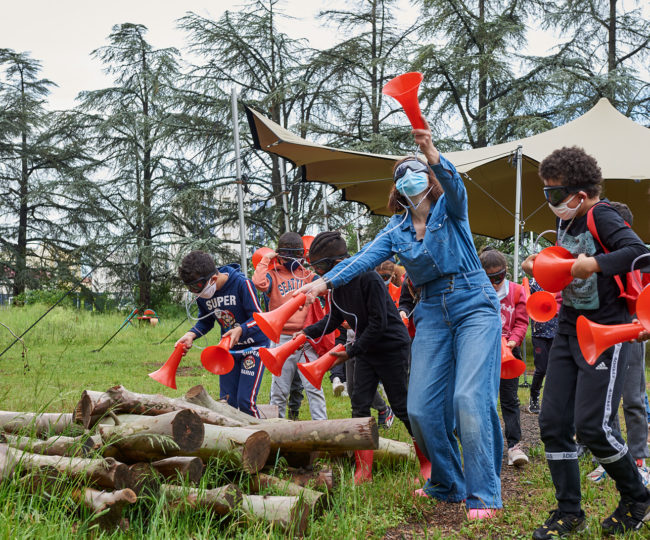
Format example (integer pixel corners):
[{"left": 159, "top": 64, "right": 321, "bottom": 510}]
[{"left": 298, "top": 125, "right": 503, "bottom": 517}]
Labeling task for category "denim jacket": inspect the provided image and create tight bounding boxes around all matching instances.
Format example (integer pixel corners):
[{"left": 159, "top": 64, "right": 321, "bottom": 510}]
[{"left": 324, "top": 154, "right": 483, "bottom": 289}]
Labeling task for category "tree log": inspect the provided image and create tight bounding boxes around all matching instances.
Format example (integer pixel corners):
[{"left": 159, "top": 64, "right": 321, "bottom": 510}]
[
  {"left": 151, "top": 456, "right": 204, "bottom": 485},
  {"left": 128, "top": 462, "right": 159, "bottom": 496},
  {"left": 246, "top": 417, "right": 379, "bottom": 452},
  {"left": 242, "top": 494, "right": 309, "bottom": 535},
  {"left": 186, "top": 424, "right": 270, "bottom": 474},
  {"left": 250, "top": 473, "right": 325, "bottom": 513},
  {"left": 375, "top": 437, "right": 416, "bottom": 463},
  {"left": 72, "top": 487, "right": 136, "bottom": 531},
  {"left": 183, "top": 385, "right": 263, "bottom": 425},
  {"left": 73, "top": 390, "right": 106, "bottom": 428},
  {"left": 4, "top": 434, "right": 95, "bottom": 457},
  {"left": 76, "top": 386, "right": 245, "bottom": 429},
  {"left": 161, "top": 483, "right": 241, "bottom": 515},
  {"left": 0, "top": 443, "right": 133, "bottom": 489},
  {"left": 0, "top": 412, "right": 83, "bottom": 436},
  {"left": 98, "top": 409, "right": 204, "bottom": 462},
  {"left": 285, "top": 467, "right": 339, "bottom": 492}
]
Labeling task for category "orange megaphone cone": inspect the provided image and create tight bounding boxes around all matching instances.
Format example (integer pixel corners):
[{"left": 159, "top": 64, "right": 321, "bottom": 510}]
[
  {"left": 635, "top": 286, "right": 650, "bottom": 329},
  {"left": 533, "top": 246, "right": 575, "bottom": 293},
  {"left": 149, "top": 343, "right": 185, "bottom": 389},
  {"left": 259, "top": 333, "right": 307, "bottom": 376},
  {"left": 382, "top": 72, "right": 426, "bottom": 130},
  {"left": 298, "top": 343, "right": 345, "bottom": 390},
  {"left": 577, "top": 316, "right": 645, "bottom": 366},
  {"left": 500, "top": 337, "right": 526, "bottom": 379},
  {"left": 527, "top": 291, "right": 558, "bottom": 322},
  {"left": 201, "top": 335, "right": 234, "bottom": 375},
  {"left": 253, "top": 293, "right": 307, "bottom": 343},
  {"left": 302, "top": 236, "right": 314, "bottom": 262},
  {"left": 252, "top": 247, "right": 277, "bottom": 270}
]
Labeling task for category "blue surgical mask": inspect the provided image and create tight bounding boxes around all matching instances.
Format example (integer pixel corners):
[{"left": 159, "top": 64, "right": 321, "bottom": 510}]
[
  {"left": 396, "top": 170, "right": 429, "bottom": 197},
  {"left": 283, "top": 260, "right": 301, "bottom": 272}
]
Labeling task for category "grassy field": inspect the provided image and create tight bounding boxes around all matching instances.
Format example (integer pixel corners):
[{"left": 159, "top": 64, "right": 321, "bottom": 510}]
[{"left": 0, "top": 304, "right": 649, "bottom": 539}]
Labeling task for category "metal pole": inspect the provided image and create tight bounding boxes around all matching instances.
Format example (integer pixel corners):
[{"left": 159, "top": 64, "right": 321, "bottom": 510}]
[
  {"left": 231, "top": 87, "right": 247, "bottom": 274},
  {"left": 355, "top": 206, "right": 361, "bottom": 251},
  {"left": 279, "top": 159, "right": 290, "bottom": 232},
  {"left": 513, "top": 145, "right": 523, "bottom": 283},
  {"left": 322, "top": 185, "right": 329, "bottom": 229}
]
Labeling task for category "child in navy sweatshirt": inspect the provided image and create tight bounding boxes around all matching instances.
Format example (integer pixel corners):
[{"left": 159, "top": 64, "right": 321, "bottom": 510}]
[{"left": 176, "top": 250, "right": 269, "bottom": 417}]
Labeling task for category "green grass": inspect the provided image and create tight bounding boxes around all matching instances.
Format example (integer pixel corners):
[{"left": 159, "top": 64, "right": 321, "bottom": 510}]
[{"left": 1, "top": 304, "right": 649, "bottom": 538}]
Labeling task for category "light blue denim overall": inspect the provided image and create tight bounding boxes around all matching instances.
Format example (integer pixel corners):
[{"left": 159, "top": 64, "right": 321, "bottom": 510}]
[{"left": 323, "top": 155, "right": 503, "bottom": 509}]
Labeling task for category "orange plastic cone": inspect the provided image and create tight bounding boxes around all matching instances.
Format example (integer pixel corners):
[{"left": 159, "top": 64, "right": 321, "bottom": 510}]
[
  {"left": 382, "top": 72, "right": 426, "bottom": 130},
  {"left": 259, "top": 333, "right": 307, "bottom": 376},
  {"left": 302, "top": 236, "right": 314, "bottom": 262},
  {"left": 252, "top": 247, "right": 277, "bottom": 270},
  {"left": 577, "top": 316, "right": 645, "bottom": 366},
  {"left": 532, "top": 246, "right": 575, "bottom": 293},
  {"left": 500, "top": 337, "right": 526, "bottom": 379},
  {"left": 200, "top": 335, "right": 234, "bottom": 375},
  {"left": 149, "top": 343, "right": 185, "bottom": 389},
  {"left": 297, "top": 343, "right": 345, "bottom": 390},
  {"left": 636, "top": 286, "right": 650, "bottom": 329},
  {"left": 253, "top": 293, "right": 307, "bottom": 343}
]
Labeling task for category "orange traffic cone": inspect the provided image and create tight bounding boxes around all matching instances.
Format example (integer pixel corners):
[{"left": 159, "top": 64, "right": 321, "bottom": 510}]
[
  {"left": 149, "top": 343, "right": 185, "bottom": 389},
  {"left": 200, "top": 335, "right": 234, "bottom": 375},
  {"left": 297, "top": 343, "right": 345, "bottom": 390},
  {"left": 577, "top": 317, "right": 645, "bottom": 366},
  {"left": 354, "top": 450, "right": 374, "bottom": 485},
  {"left": 253, "top": 293, "right": 307, "bottom": 343},
  {"left": 533, "top": 246, "right": 575, "bottom": 293},
  {"left": 259, "top": 333, "right": 307, "bottom": 376},
  {"left": 382, "top": 72, "right": 426, "bottom": 130},
  {"left": 500, "top": 337, "right": 526, "bottom": 379}
]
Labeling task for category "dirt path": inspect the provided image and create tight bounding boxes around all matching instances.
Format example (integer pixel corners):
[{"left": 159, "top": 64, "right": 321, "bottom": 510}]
[{"left": 384, "top": 406, "right": 541, "bottom": 539}]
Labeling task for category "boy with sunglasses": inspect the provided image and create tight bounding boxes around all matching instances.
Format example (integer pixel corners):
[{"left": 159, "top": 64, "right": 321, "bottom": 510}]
[
  {"left": 175, "top": 251, "right": 269, "bottom": 417},
  {"left": 252, "top": 232, "right": 327, "bottom": 421},
  {"left": 298, "top": 231, "right": 416, "bottom": 484},
  {"left": 521, "top": 147, "right": 650, "bottom": 538},
  {"left": 479, "top": 247, "right": 529, "bottom": 468}
]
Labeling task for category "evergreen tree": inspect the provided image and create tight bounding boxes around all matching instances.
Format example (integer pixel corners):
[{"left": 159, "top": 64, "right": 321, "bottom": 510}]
[
  {"left": 77, "top": 24, "right": 188, "bottom": 307},
  {"left": 0, "top": 49, "right": 99, "bottom": 296}
]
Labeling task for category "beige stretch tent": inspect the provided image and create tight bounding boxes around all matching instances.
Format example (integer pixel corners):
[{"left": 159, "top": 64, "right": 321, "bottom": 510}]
[{"left": 246, "top": 99, "right": 650, "bottom": 242}]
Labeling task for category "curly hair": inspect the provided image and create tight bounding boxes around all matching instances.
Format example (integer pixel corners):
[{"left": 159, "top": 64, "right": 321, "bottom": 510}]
[
  {"left": 178, "top": 251, "right": 216, "bottom": 283},
  {"left": 309, "top": 231, "right": 348, "bottom": 261},
  {"left": 478, "top": 246, "right": 507, "bottom": 270},
  {"left": 387, "top": 157, "right": 444, "bottom": 213},
  {"left": 538, "top": 146, "right": 602, "bottom": 197}
]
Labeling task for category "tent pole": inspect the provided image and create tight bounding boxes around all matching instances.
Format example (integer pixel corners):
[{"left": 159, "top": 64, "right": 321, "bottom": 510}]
[
  {"left": 355, "top": 206, "right": 361, "bottom": 251},
  {"left": 513, "top": 145, "right": 523, "bottom": 283},
  {"left": 322, "top": 185, "right": 329, "bottom": 229},
  {"left": 231, "top": 87, "right": 248, "bottom": 274},
  {"left": 279, "top": 159, "right": 290, "bottom": 232}
]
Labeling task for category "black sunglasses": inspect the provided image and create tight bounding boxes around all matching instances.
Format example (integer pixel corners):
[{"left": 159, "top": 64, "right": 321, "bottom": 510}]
[
  {"left": 543, "top": 185, "right": 585, "bottom": 207},
  {"left": 486, "top": 269, "right": 506, "bottom": 285},
  {"left": 309, "top": 255, "right": 347, "bottom": 274},
  {"left": 184, "top": 272, "right": 216, "bottom": 293},
  {"left": 394, "top": 159, "right": 429, "bottom": 182}
]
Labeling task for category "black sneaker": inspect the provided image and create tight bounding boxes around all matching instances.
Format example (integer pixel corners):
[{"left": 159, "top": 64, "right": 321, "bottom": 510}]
[
  {"left": 377, "top": 407, "right": 394, "bottom": 429},
  {"left": 601, "top": 497, "right": 650, "bottom": 535},
  {"left": 532, "top": 509, "right": 586, "bottom": 539},
  {"left": 287, "top": 409, "right": 300, "bottom": 421},
  {"left": 529, "top": 396, "right": 541, "bottom": 414}
]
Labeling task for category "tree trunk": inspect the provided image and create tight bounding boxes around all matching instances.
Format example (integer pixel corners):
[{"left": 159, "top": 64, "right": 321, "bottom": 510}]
[
  {"left": 76, "top": 386, "right": 245, "bottom": 428},
  {"left": 151, "top": 456, "right": 204, "bottom": 485},
  {"left": 128, "top": 462, "right": 159, "bottom": 496},
  {"left": 184, "top": 424, "right": 270, "bottom": 474},
  {"left": 242, "top": 494, "right": 309, "bottom": 535},
  {"left": 183, "top": 385, "right": 263, "bottom": 425},
  {"left": 0, "top": 443, "right": 133, "bottom": 489},
  {"left": 375, "top": 437, "right": 415, "bottom": 463},
  {"left": 250, "top": 473, "right": 325, "bottom": 513},
  {"left": 98, "top": 410, "right": 204, "bottom": 462},
  {"left": 285, "top": 467, "right": 338, "bottom": 492},
  {"left": 245, "top": 417, "right": 379, "bottom": 452},
  {"left": 161, "top": 483, "right": 241, "bottom": 515},
  {"left": 0, "top": 411, "right": 83, "bottom": 436},
  {"left": 72, "top": 488, "right": 136, "bottom": 531},
  {"left": 4, "top": 434, "right": 95, "bottom": 457}
]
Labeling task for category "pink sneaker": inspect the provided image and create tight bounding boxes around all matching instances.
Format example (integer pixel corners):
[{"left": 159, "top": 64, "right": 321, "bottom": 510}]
[{"left": 467, "top": 508, "right": 497, "bottom": 520}]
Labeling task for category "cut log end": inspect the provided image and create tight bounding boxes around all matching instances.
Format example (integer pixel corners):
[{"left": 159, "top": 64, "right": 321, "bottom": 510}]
[
  {"left": 241, "top": 430, "right": 271, "bottom": 474},
  {"left": 171, "top": 409, "right": 205, "bottom": 453}
]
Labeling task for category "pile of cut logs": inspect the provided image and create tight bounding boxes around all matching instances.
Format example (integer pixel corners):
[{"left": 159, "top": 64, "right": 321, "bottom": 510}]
[{"left": 0, "top": 385, "right": 414, "bottom": 535}]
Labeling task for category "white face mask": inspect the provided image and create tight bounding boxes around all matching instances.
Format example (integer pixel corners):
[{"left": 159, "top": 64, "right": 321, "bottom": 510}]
[
  {"left": 548, "top": 194, "right": 582, "bottom": 221},
  {"left": 197, "top": 280, "right": 217, "bottom": 299},
  {"left": 496, "top": 279, "right": 509, "bottom": 301}
]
